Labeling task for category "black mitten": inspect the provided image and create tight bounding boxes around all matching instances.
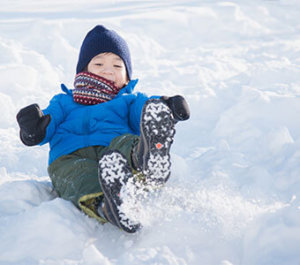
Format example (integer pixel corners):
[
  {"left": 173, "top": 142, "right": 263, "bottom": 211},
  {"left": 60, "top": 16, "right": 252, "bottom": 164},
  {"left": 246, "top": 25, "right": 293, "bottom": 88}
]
[
  {"left": 161, "top": 95, "right": 190, "bottom": 122},
  {"left": 16, "top": 104, "right": 51, "bottom": 146}
]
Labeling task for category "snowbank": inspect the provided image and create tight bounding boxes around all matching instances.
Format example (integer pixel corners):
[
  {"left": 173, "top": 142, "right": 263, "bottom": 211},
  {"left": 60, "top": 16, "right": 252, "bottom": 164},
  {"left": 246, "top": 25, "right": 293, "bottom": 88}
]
[{"left": 0, "top": 0, "right": 299, "bottom": 264}]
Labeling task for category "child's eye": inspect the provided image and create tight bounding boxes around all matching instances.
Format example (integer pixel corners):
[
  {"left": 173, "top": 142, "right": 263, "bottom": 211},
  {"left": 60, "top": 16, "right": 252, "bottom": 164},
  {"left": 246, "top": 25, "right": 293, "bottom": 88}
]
[
  {"left": 114, "top": 65, "right": 122, "bottom": 68},
  {"left": 95, "top": 63, "right": 103, "bottom": 66}
]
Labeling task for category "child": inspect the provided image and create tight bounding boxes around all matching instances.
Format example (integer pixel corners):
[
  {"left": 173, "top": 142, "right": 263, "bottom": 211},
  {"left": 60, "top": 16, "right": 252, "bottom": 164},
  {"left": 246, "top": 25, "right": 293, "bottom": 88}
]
[{"left": 16, "top": 25, "right": 190, "bottom": 233}]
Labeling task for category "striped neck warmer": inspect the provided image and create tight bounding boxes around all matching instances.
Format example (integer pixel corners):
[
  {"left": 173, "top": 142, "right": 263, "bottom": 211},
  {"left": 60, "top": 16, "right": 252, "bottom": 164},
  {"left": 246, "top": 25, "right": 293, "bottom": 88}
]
[{"left": 73, "top": 72, "right": 120, "bottom": 105}]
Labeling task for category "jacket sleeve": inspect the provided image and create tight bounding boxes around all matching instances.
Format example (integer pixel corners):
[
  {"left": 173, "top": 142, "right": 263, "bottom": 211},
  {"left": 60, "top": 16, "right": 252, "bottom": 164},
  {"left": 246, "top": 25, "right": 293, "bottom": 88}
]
[
  {"left": 128, "top": 92, "right": 160, "bottom": 134},
  {"left": 39, "top": 94, "right": 67, "bottom": 145}
]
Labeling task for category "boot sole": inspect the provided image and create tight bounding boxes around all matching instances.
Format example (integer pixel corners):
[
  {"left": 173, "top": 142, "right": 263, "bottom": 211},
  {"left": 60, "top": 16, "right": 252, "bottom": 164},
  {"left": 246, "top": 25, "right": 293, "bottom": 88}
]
[
  {"left": 140, "top": 99, "right": 175, "bottom": 185},
  {"left": 98, "top": 150, "right": 141, "bottom": 233}
]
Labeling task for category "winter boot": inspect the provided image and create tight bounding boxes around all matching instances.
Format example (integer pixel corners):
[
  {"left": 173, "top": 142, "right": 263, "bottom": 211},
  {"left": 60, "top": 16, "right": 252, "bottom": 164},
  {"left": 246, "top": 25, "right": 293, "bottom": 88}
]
[
  {"left": 98, "top": 150, "right": 141, "bottom": 233},
  {"left": 132, "top": 98, "right": 176, "bottom": 186}
]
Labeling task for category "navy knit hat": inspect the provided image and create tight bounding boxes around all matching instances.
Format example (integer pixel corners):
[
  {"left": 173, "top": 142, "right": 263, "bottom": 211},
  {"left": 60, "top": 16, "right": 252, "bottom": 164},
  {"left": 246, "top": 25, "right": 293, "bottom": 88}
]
[{"left": 76, "top": 25, "right": 132, "bottom": 80}]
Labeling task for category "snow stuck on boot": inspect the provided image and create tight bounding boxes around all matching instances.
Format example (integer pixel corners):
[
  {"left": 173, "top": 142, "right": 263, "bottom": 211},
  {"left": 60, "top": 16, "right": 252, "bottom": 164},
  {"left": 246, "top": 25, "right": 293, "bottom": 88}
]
[
  {"left": 98, "top": 150, "right": 141, "bottom": 233},
  {"left": 140, "top": 99, "right": 176, "bottom": 186}
]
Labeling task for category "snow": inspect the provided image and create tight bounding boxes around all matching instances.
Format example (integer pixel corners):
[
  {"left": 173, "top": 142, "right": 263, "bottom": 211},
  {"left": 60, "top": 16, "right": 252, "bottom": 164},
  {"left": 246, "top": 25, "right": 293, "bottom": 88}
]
[{"left": 0, "top": 0, "right": 299, "bottom": 264}]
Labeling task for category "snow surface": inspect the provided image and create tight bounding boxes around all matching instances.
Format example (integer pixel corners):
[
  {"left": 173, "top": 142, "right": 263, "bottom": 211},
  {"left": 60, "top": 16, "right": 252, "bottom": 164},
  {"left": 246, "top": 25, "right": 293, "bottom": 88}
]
[{"left": 0, "top": 0, "right": 300, "bottom": 264}]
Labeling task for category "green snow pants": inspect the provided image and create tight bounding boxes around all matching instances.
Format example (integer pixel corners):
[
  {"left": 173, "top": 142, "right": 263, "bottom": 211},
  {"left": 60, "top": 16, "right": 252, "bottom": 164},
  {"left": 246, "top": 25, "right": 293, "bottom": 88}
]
[{"left": 48, "top": 134, "right": 139, "bottom": 223}]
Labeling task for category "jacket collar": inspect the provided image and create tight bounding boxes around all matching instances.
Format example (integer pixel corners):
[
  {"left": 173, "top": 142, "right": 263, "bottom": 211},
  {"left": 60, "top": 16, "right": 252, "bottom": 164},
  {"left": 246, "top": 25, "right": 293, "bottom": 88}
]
[{"left": 116, "top": 79, "right": 139, "bottom": 96}]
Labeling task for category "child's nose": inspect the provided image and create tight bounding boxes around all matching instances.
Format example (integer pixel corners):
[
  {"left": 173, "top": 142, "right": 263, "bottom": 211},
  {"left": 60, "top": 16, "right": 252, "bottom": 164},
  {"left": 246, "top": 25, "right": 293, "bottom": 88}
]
[{"left": 101, "top": 66, "right": 113, "bottom": 74}]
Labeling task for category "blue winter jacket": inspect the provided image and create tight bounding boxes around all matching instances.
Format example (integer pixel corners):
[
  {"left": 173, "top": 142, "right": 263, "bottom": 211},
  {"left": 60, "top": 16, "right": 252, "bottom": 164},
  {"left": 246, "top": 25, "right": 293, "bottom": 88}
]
[{"left": 40, "top": 79, "right": 158, "bottom": 165}]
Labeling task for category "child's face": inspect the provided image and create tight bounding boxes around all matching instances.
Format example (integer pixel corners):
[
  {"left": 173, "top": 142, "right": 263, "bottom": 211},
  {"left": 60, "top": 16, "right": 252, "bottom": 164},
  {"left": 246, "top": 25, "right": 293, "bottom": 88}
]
[{"left": 87, "top": 52, "right": 128, "bottom": 88}]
